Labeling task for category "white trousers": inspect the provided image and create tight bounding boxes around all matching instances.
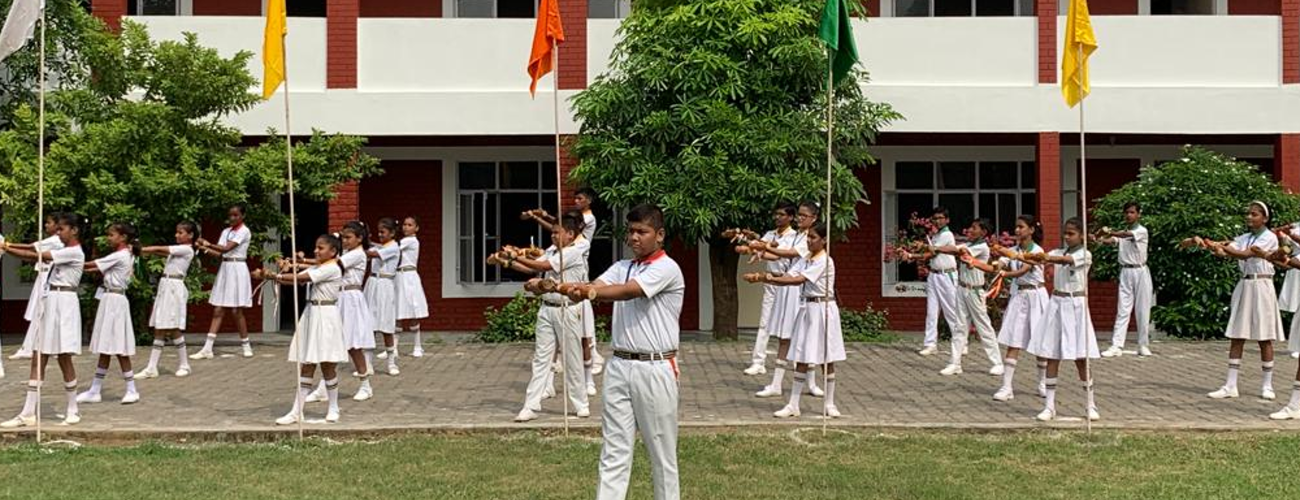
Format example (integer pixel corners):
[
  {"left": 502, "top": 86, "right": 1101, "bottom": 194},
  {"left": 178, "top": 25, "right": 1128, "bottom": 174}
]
[
  {"left": 923, "top": 271, "right": 960, "bottom": 347},
  {"left": 597, "top": 356, "right": 679, "bottom": 500},
  {"left": 951, "top": 287, "right": 1003, "bottom": 368},
  {"left": 750, "top": 284, "right": 777, "bottom": 365},
  {"left": 1111, "top": 267, "right": 1153, "bottom": 349},
  {"left": 524, "top": 304, "right": 588, "bottom": 414}
]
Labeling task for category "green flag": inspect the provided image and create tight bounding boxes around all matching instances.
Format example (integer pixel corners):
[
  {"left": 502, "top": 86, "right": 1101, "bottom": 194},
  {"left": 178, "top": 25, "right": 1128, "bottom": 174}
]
[{"left": 818, "top": 0, "right": 859, "bottom": 86}]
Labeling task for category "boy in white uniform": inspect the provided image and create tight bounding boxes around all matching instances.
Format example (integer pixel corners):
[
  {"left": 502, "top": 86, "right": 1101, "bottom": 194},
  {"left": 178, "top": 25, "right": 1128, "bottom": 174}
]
[
  {"left": 742, "top": 203, "right": 797, "bottom": 376},
  {"left": 918, "top": 207, "right": 960, "bottom": 356},
  {"left": 934, "top": 219, "right": 1004, "bottom": 376},
  {"left": 1099, "top": 202, "right": 1155, "bottom": 357},
  {"left": 561, "top": 204, "right": 685, "bottom": 500}
]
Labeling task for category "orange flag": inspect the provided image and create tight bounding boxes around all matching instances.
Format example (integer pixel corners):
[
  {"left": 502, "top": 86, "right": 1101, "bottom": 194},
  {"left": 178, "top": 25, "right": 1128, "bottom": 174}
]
[{"left": 527, "top": 0, "right": 565, "bottom": 97}]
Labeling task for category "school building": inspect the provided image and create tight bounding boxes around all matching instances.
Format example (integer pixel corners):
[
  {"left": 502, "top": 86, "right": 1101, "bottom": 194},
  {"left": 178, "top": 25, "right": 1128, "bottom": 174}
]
[{"left": 5, "top": 0, "right": 1300, "bottom": 334}]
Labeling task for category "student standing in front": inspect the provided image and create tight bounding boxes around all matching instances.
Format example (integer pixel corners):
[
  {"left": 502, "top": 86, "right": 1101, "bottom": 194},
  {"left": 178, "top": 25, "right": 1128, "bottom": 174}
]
[
  {"left": 918, "top": 207, "right": 961, "bottom": 357},
  {"left": 751, "top": 201, "right": 823, "bottom": 399},
  {"left": 192, "top": 205, "right": 255, "bottom": 359},
  {"left": 1026, "top": 218, "right": 1101, "bottom": 422},
  {"left": 396, "top": 217, "right": 430, "bottom": 357},
  {"left": 305, "top": 221, "right": 377, "bottom": 403},
  {"left": 10, "top": 212, "right": 64, "bottom": 360},
  {"left": 560, "top": 204, "right": 685, "bottom": 500},
  {"left": 933, "top": 218, "right": 1004, "bottom": 376},
  {"left": 366, "top": 218, "right": 402, "bottom": 375},
  {"left": 77, "top": 222, "right": 143, "bottom": 405},
  {"left": 741, "top": 203, "right": 797, "bottom": 377},
  {"left": 139, "top": 221, "right": 198, "bottom": 379},
  {"left": 992, "top": 215, "right": 1050, "bottom": 402},
  {"left": 1098, "top": 202, "right": 1155, "bottom": 358}
]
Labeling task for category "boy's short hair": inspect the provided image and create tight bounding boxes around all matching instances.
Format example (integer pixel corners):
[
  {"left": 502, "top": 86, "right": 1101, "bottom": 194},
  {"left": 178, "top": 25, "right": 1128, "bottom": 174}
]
[
  {"left": 560, "top": 210, "right": 585, "bottom": 235},
  {"left": 1123, "top": 201, "right": 1141, "bottom": 213},
  {"left": 626, "top": 204, "right": 664, "bottom": 231},
  {"left": 932, "top": 206, "right": 948, "bottom": 217},
  {"left": 577, "top": 187, "right": 598, "bottom": 200}
]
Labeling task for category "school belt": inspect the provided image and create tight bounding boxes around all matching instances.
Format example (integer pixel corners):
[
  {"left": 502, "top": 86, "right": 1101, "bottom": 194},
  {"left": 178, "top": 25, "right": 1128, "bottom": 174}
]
[
  {"left": 1243, "top": 274, "right": 1274, "bottom": 280},
  {"left": 398, "top": 266, "right": 417, "bottom": 272},
  {"left": 48, "top": 285, "right": 77, "bottom": 293},
  {"left": 1053, "top": 290, "right": 1087, "bottom": 298},
  {"left": 930, "top": 266, "right": 957, "bottom": 274},
  {"left": 222, "top": 257, "right": 246, "bottom": 262},
  {"left": 613, "top": 350, "right": 677, "bottom": 362},
  {"left": 960, "top": 282, "right": 984, "bottom": 290},
  {"left": 370, "top": 272, "right": 395, "bottom": 279},
  {"left": 542, "top": 299, "right": 576, "bottom": 308},
  {"left": 308, "top": 299, "right": 337, "bottom": 306},
  {"left": 342, "top": 285, "right": 363, "bottom": 291},
  {"left": 1014, "top": 283, "right": 1042, "bottom": 290},
  {"left": 101, "top": 287, "right": 127, "bottom": 295},
  {"left": 801, "top": 296, "right": 836, "bottom": 303},
  {"left": 162, "top": 273, "right": 186, "bottom": 280},
  {"left": 1121, "top": 264, "right": 1146, "bottom": 269}
]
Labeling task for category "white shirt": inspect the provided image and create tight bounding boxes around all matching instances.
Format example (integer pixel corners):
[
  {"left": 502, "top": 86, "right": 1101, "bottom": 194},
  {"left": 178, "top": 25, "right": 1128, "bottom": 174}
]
[
  {"left": 777, "top": 230, "right": 810, "bottom": 275},
  {"left": 1004, "top": 242, "right": 1045, "bottom": 287},
  {"left": 1117, "top": 224, "right": 1149, "bottom": 266},
  {"left": 370, "top": 241, "right": 399, "bottom": 276},
  {"left": 399, "top": 236, "right": 420, "bottom": 268},
  {"left": 582, "top": 211, "right": 597, "bottom": 242},
  {"left": 928, "top": 228, "right": 957, "bottom": 271},
  {"left": 48, "top": 245, "right": 85, "bottom": 288},
  {"left": 340, "top": 247, "right": 367, "bottom": 287},
  {"left": 794, "top": 253, "right": 835, "bottom": 299},
  {"left": 957, "top": 242, "right": 989, "bottom": 287},
  {"left": 1233, "top": 229, "right": 1278, "bottom": 275},
  {"left": 596, "top": 252, "right": 685, "bottom": 354},
  {"left": 163, "top": 245, "right": 195, "bottom": 277},
  {"left": 541, "top": 242, "right": 588, "bottom": 303},
  {"left": 306, "top": 263, "right": 343, "bottom": 301},
  {"left": 763, "top": 227, "right": 796, "bottom": 275},
  {"left": 218, "top": 225, "right": 251, "bottom": 259},
  {"left": 35, "top": 235, "right": 64, "bottom": 272},
  {"left": 95, "top": 249, "right": 134, "bottom": 292},
  {"left": 1050, "top": 246, "right": 1091, "bottom": 294}
]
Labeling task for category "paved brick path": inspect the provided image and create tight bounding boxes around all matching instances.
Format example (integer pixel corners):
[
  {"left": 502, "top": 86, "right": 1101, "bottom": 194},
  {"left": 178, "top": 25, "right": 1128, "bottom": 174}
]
[{"left": 0, "top": 334, "right": 1297, "bottom": 437}]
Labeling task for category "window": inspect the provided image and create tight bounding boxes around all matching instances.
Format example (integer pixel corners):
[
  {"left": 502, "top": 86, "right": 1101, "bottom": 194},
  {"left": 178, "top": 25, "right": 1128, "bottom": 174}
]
[
  {"left": 454, "top": 0, "right": 537, "bottom": 18},
  {"left": 1151, "top": 0, "right": 1216, "bottom": 15},
  {"left": 289, "top": 0, "right": 328, "bottom": 17},
  {"left": 894, "top": 0, "right": 1034, "bottom": 16},
  {"left": 128, "top": 0, "right": 179, "bottom": 15},
  {"left": 589, "top": 0, "right": 633, "bottom": 18},
  {"left": 457, "top": 161, "right": 558, "bottom": 284},
  {"left": 885, "top": 160, "right": 1036, "bottom": 284}
]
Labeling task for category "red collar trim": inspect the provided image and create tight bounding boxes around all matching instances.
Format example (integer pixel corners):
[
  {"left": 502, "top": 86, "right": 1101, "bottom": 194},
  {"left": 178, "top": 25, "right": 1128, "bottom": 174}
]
[
  {"left": 230, "top": 223, "right": 244, "bottom": 231},
  {"left": 634, "top": 249, "right": 667, "bottom": 265}
]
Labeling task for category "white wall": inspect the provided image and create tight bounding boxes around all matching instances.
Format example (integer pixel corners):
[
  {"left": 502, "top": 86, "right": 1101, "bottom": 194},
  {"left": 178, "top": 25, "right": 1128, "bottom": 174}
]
[
  {"left": 1064, "top": 16, "right": 1280, "bottom": 87},
  {"left": 858, "top": 18, "right": 1036, "bottom": 86},
  {"left": 358, "top": 19, "right": 554, "bottom": 92},
  {"left": 133, "top": 16, "right": 327, "bottom": 92}
]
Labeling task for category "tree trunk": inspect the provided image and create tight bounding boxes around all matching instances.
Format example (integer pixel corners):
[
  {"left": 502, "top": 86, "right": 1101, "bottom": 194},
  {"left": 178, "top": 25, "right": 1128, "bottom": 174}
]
[{"left": 709, "top": 237, "right": 740, "bottom": 340}]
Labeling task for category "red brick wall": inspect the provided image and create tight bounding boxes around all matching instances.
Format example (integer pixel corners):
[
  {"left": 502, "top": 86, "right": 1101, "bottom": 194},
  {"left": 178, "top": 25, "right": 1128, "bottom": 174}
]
[
  {"left": 838, "top": 165, "right": 927, "bottom": 330},
  {"left": 861, "top": 0, "right": 880, "bottom": 16},
  {"left": 1087, "top": 0, "right": 1138, "bottom": 14},
  {"left": 92, "top": 0, "right": 127, "bottom": 32},
  {"left": 1232, "top": 0, "right": 1282, "bottom": 15},
  {"left": 1276, "top": 134, "right": 1300, "bottom": 193},
  {"left": 1285, "top": 0, "right": 1300, "bottom": 83},
  {"left": 559, "top": 136, "right": 579, "bottom": 209},
  {"left": 328, "top": 181, "right": 360, "bottom": 232},
  {"left": 1036, "top": 133, "right": 1062, "bottom": 249},
  {"left": 361, "top": 0, "right": 441, "bottom": 17},
  {"left": 669, "top": 239, "right": 701, "bottom": 331},
  {"left": 327, "top": 0, "right": 359, "bottom": 89},
  {"left": 1037, "top": 0, "right": 1058, "bottom": 84},
  {"left": 193, "top": 0, "right": 262, "bottom": 15},
  {"left": 558, "top": 0, "right": 587, "bottom": 90}
]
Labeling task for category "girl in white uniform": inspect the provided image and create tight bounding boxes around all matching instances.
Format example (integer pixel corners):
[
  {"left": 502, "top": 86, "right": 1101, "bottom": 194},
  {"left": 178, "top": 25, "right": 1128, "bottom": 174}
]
[
  {"left": 396, "top": 217, "right": 430, "bottom": 357},
  {"left": 741, "top": 203, "right": 797, "bottom": 377},
  {"left": 992, "top": 215, "right": 1051, "bottom": 402},
  {"left": 11, "top": 212, "right": 64, "bottom": 360},
  {"left": 1026, "top": 218, "right": 1100, "bottom": 422},
  {"left": 193, "top": 205, "right": 255, "bottom": 359},
  {"left": 749, "top": 223, "right": 845, "bottom": 418},
  {"left": 259, "top": 234, "right": 349, "bottom": 425},
  {"left": 1203, "top": 201, "right": 1284, "bottom": 401},
  {"left": 139, "top": 221, "right": 198, "bottom": 379},
  {"left": 77, "top": 222, "right": 143, "bottom": 405},
  {"left": 306, "top": 221, "right": 377, "bottom": 403},
  {"left": 1, "top": 213, "right": 88, "bottom": 427},
  {"left": 366, "top": 218, "right": 402, "bottom": 375},
  {"left": 751, "top": 201, "right": 823, "bottom": 399}
]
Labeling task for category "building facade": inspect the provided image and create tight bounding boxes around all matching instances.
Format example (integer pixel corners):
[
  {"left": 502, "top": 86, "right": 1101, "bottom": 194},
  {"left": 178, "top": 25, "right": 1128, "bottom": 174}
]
[{"left": 4, "top": 0, "right": 1299, "bottom": 333}]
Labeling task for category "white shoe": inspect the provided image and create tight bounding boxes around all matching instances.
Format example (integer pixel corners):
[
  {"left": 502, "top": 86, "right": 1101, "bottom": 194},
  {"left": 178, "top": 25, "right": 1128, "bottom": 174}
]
[
  {"left": 1138, "top": 346, "right": 1153, "bottom": 357},
  {"left": 60, "top": 413, "right": 81, "bottom": 426},
  {"left": 514, "top": 408, "right": 538, "bottom": 422},
  {"left": 411, "top": 348, "right": 425, "bottom": 358},
  {"left": 774, "top": 405, "right": 801, "bottom": 418},
  {"left": 939, "top": 364, "right": 963, "bottom": 376},
  {"left": 543, "top": 385, "right": 556, "bottom": 400},
  {"left": 304, "top": 387, "right": 326, "bottom": 403},
  {"left": 1101, "top": 345, "right": 1123, "bottom": 358},
  {"left": 138, "top": 367, "right": 160, "bottom": 379},
  {"left": 121, "top": 391, "right": 140, "bottom": 404},
  {"left": 550, "top": 360, "right": 563, "bottom": 374},
  {"left": 807, "top": 384, "right": 825, "bottom": 397},
  {"left": 962, "top": 346, "right": 969, "bottom": 356},
  {"left": 576, "top": 407, "right": 591, "bottom": 418},
  {"left": 1292, "top": 352, "right": 1300, "bottom": 360},
  {"left": 0, "top": 415, "right": 35, "bottom": 428},
  {"left": 275, "top": 412, "right": 300, "bottom": 426},
  {"left": 1035, "top": 408, "right": 1056, "bottom": 421},
  {"left": 755, "top": 385, "right": 782, "bottom": 398},
  {"left": 9, "top": 350, "right": 32, "bottom": 360},
  {"left": 917, "top": 345, "right": 938, "bottom": 356},
  {"left": 1262, "top": 388, "right": 1277, "bottom": 401},
  {"left": 1269, "top": 405, "right": 1300, "bottom": 420},
  {"left": 388, "top": 365, "right": 401, "bottom": 376},
  {"left": 1087, "top": 407, "right": 1101, "bottom": 421},
  {"left": 325, "top": 409, "right": 340, "bottom": 423},
  {"left": 242, "top": 345, "right": 254, "bottom": 358},
  {"left": 592, "top": 352, "right": 605, "bottom": 375},
  {"left": 377, "top": 350, "right": 389, "bottom": 360},
  {"left": 993, "top": 387, "right": 1014, "bottom": 402},
  {"left": 175, "top": 366, "right": 191, "bottom": 378},
  {"left": 75, "top": 390, "right": 101, "bottom": 404},
  {"left": 353, "top": 386, "right": 373, "bottom": 402},
  {"left": 743, "top": 364, "right": 767, "bottom": 376},
  {"left": 824, "top": 405, "right": 842, "bottom": 418},
  {"left": 1207, "top": 386, "right": 1239, "bottom": 399},
  {"left": 586, "top": 384, "right": 597, "bottom": 397},
  {"left": 189, "top": 349, "right": 213, "bottom": 360},
  {"left": 988, "top": 365, "right": 1005, "bottom": 376}
]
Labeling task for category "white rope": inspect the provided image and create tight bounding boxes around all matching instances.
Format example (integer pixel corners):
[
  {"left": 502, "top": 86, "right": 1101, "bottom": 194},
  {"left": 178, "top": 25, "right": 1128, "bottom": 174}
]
[
  {"left": 1077, "top": 42, "right": 1092, "bottom": 436},
  {"left": 551, "top": 41, "right": 571, "bottom": 436},
  {"left": 34, "top": 4, "right": 47, "bottom": 444},
  {"left": 821, "top": 57, "right": 834, "bottom": 435},
  {"left": 281, "top": 32, "right": 305, "bottom": 441}
]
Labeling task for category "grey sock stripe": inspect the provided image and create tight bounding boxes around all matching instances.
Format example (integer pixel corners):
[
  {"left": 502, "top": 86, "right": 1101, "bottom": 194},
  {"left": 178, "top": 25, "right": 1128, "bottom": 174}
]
[
  {"left": 325, "top": 378, "right": 339, "bottom": 389},
  {"left": 64, "top": 380, "right": 78, "bottom": 391},
  {"left": 1005, "top": 358, "right": 1018, "bottom": 367},
  {"left": 153, "top": 339, "right": 166, "bottom": 347}
]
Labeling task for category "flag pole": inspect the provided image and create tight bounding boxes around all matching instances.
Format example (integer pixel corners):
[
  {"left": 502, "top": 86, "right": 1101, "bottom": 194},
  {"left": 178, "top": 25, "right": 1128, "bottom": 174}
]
[
  {"left": 280, "top": 28, "right": 305, "bottom": 442},
  {"left": 34, "top": 2, "right": 46, "bottom": 445},
  {"left": 822, "top": 55, "right": 835, "bottom": 437},
  {"left": 1077, "top": 42, "right": 1092, "bottom": 436},
  {"left": 552, "top": 39, "right": 571, "bottom": 437}
]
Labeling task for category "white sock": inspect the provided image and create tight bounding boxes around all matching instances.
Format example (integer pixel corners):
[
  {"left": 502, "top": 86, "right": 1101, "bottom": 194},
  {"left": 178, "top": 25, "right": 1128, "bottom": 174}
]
[
  {"left": 360, "top": 376, "right": 372, "bottom": 391},
  {"left": 788, "top": 372, "right": 806, "bottom": 409},
  {"left": 1036, "top": 360, "right": 1048, "bottom": 387},
  {"left": 364, "top": 350, "right": 374, "bottom": 373},
  {"left": 241, "top": 338, "right": 252, "bottom": 351},
  {"left": 825, "top": 374, "right": 836, "bottom": 407},
  {"left": 123, "top": 370, "right": 137, "bottom": 394},
  {"left": 1289, "top": 381, "right": 1300, "bottom": 409},
  {"left": 807, "top": 367, "right": 820, "bottom": 391},
  {"left": 1000, "top": 358, "right": 1018, "bottom": 391},
  {"left": 90, "top": 367, "right": 107, "bottom": 393},
  {"left": 202, "top": 333, "right": 216, "bottom": 352},
  {"left": 64, "top": 380, "right": 79, "bottom": 416},
  {"left": 293, "top": 377, "right": 312, "bottom": 415},
  {"left": 147, "top": 339, "right": 164, "bottom": 371},
  {"left": 1044, "top": 377, "right": 1058, "bottom": 412},
  {"left": 769, "top": 360, "right": 787, "bottom": 390},
  {"left": 1263, "top": 361, "right": 1275, "bottom": 391},
  {"left": 1226, "top": 359, "right": 1241, "bottom": 389},
  {"left": 20, "top": 380, "right": 40, "bottom": 417},
  {"left": 175, "top": 337, "right": 190, "bottom": 369},
  {"left": 585, "top": 361, "right": 594, "bottom": 387},
  {"left": 325, "top": 378, "right": 340, "bottom": 414},
  {"left": 412, "top": 329, "right": 422, "bottom": 350},
  {"left": 387, "top": 348, "right": 399, "bottom": 370},
  {"left": 1084, "top": 379, "right": 1095, "bottom": 410}
]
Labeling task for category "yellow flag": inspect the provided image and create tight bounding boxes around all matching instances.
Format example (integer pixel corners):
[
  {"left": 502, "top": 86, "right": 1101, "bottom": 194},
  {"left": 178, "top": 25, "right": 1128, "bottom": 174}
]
[
  {"left": 262, "top": 0, "right": 287, "bottom": 100},
  {"left": 1061, "top": 0, "right": 1097, "bottom": 108}
]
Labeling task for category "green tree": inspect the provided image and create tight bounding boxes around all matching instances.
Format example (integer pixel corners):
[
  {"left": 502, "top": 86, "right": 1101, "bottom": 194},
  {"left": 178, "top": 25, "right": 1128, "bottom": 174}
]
[
  {"left": 0, "top": 10, "right": 380, "bottom": 339},
  {"left": 1092, "top": 147, "right": 1298, "bottom": 339},
  {"left": 569, "top": 0, "right": 899, "bottom": 339}
]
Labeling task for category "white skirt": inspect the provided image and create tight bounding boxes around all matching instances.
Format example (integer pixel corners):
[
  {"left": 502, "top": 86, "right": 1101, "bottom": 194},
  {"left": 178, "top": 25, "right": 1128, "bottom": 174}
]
[
  {"left": 1225, "top": 278, "right": 1286, "bottom": 341},
  {"left": 765, "top": 285, "right": 802, "bottom": 340},
  {"left": 396, "top": 270, "right": 429, "bottom": 320},
  {"left": 786, "top": 301, "right": 846, "bottom": 365},
  {"left": 340, "top": 289, "right": 376, "bottom": 350},
  {"left": 37, "top": 291, "right": 81, "bottom": 355},
  {"left": 90, "top": 294, "right": 136, "bottom": 356},
  {"left": 364, "top": 277, "right": 397, "bottom": 334},
  {"left": 287, "top": 305, "right": 349, "bottom": 364},
  {"left": 1027, "top": 296, "right": 1099, "bottom": 360},
  {"left": 23, "top": 268, "right": 49, "bottom": 321},
  {"left": 1281, "top": 270, "right": 1300, "bottom": 313},
  {"left": 209, "top": 261, "right": 252, "bottom": 308},
  {"left": 149, "top": 278, "right": 189, "bottom": 330},
  {"left": 581, "top": 300, "right": 595, "bottom": 339},
  {"left": 1289, "top": 312, "right": 1300, "bottom": 353},
  {"left": 997, "top": 287, "right": 1049, "bottom": 349}
]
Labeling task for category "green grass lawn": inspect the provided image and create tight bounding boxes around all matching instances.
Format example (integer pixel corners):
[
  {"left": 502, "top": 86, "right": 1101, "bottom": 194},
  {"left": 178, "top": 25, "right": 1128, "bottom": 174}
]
[{"left": 1, "top": 429, "right": 1297, "bottom": 499}]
